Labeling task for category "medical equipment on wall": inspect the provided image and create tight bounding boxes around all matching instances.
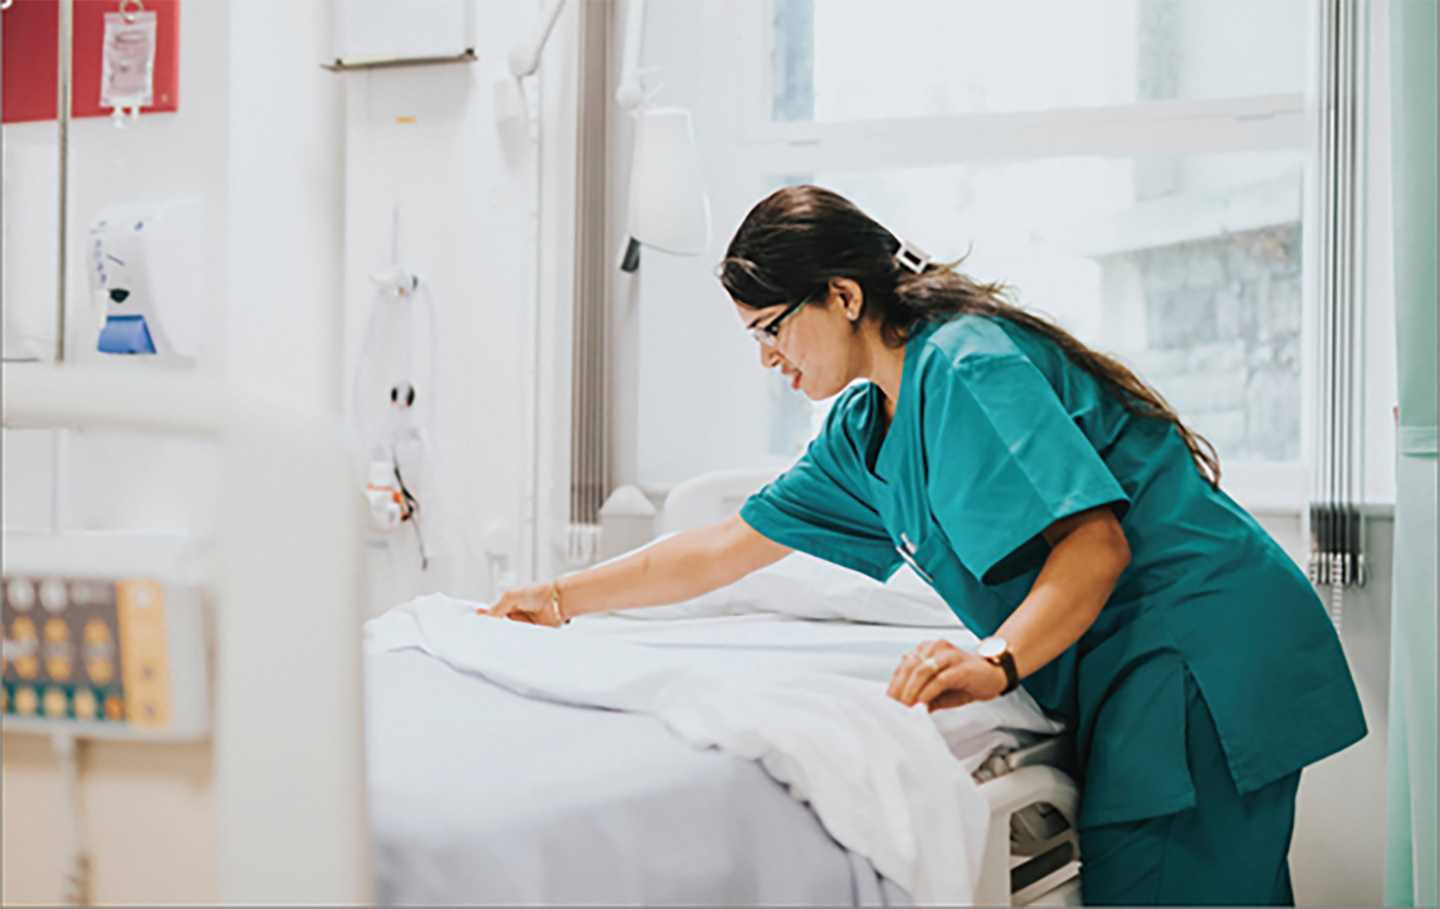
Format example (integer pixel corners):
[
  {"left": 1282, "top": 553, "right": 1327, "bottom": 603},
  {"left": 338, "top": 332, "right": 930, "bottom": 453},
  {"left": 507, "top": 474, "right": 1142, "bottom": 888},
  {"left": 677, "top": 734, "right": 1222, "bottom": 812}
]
[
  {"left": 504, "top": 0, "right": 709, "bottom": 274},
  {"left": 611, "top": 0, "right": 710, "bottom": 273},
  {"left": 87, "top": 198, "right": 206, "bottom": 364},
  {"left": 351, "top": 266, "right": 441, "bottom": 574},
  {"left": 1, "top": 530, "right": 208, "bottom": 740},
  {"left": 618, "top": 106, "right": 711, "bottom": 272},
  {"left": 101, "top": 1, "right": 158, "bottom": 126},
  {"left": 0, "top": 527, "right": 209, "bottom": 906}
]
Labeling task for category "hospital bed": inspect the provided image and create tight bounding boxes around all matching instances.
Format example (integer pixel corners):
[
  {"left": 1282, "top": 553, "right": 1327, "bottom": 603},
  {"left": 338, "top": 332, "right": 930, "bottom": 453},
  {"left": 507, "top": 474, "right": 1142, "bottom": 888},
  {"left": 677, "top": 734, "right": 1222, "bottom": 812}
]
[{"left": 364, "top": 469, "right": 1083, "bottom": 906}]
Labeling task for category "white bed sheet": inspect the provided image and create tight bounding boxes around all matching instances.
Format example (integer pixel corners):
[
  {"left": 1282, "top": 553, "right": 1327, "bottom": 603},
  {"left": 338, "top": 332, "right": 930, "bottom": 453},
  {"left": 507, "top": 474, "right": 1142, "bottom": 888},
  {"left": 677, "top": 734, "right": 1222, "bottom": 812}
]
[{"left": 365, "top": 609, "right": 1062, "bottom": 905}]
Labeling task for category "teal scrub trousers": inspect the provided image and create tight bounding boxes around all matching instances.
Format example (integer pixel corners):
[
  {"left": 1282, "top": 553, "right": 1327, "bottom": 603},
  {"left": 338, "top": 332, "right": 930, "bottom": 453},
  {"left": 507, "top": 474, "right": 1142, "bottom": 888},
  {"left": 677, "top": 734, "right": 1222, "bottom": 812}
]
[{"left": 1079, "top": 672, "right": 1302, "bottom": 906}]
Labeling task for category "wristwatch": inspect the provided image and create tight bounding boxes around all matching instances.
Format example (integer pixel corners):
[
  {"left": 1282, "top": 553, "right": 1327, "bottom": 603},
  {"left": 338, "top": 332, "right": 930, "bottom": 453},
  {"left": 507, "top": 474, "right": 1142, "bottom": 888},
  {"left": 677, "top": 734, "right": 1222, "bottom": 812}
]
[{"left": 976, "top": 636, "right": 1020, "bottom": 695}]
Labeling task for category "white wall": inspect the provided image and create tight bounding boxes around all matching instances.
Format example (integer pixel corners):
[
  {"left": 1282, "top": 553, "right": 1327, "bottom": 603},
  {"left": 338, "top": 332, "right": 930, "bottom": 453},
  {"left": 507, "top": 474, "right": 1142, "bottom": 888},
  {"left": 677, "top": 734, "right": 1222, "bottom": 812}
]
[
  {"left": 339, "top": 0, "right": 559, "bottom": 599},
  {"left": 227, "top": 1, "right": 346, "bottom": 412},
  {"left": 1361, "top": 0, "right": 1397, "bottom": 506},
  {"left": 1258, "top": 511, "right": 1395, "bottom": 907},
  {"left": 534, "top": 0, "right": 581, "bottom": 583}
]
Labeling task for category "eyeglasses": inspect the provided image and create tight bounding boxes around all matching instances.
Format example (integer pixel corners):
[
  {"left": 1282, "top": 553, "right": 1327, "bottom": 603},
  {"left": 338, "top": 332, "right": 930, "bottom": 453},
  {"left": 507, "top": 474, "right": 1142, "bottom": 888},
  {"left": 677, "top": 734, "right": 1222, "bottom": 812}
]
[{"left": 749, "top": 298, "right": 807, "bottom": 348}]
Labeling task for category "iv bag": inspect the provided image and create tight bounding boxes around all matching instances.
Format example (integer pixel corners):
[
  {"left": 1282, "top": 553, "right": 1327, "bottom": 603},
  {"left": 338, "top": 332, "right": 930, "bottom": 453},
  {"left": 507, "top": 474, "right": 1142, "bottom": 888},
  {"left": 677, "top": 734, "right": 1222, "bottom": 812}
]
[{"left": 101, "top": 9, "right": 158, "bottom": 121}]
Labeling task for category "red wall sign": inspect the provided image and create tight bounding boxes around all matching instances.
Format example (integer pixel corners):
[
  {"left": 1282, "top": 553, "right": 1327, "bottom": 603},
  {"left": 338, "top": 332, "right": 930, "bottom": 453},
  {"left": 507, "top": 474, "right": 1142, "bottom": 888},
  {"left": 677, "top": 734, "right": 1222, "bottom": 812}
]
[{"left": 2, "top": 0, "right": 180, "bottom": 124}]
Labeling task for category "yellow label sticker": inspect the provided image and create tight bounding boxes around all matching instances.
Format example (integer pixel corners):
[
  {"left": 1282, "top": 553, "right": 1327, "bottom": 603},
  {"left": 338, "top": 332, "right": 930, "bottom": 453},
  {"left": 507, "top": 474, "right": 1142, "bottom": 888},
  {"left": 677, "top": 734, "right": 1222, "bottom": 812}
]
[{"left": 118, "top": 579, "right": 171, "bottom": 730}]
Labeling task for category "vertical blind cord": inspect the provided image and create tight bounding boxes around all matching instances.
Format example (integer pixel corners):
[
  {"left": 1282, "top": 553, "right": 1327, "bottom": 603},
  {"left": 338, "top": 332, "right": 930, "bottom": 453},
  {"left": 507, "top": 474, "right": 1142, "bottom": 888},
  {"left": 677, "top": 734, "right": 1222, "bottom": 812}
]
[{"left": 1310, "top": 0, "right": 1366, "bottom": 613}]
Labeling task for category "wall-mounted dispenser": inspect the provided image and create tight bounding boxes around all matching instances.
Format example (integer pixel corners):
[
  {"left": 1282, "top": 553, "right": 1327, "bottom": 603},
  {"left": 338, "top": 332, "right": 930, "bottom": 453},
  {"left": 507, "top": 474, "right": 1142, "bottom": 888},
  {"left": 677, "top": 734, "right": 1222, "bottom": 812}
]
[{"left": 87, "top": 198, "right": 206, "bottom": 366}]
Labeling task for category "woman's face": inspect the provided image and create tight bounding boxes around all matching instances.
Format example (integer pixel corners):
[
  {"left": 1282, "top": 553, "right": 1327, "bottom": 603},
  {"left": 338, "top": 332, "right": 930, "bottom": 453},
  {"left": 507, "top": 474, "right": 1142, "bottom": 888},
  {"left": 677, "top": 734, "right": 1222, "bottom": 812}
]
[{"left": 732, "top": 280, "right": 863, "bottom": 401}]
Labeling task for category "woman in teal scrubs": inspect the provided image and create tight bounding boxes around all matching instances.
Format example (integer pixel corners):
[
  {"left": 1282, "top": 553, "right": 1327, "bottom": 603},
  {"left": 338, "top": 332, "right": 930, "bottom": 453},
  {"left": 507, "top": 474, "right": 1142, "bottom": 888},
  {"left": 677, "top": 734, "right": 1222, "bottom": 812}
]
[{"left": 483, "top": 186, "right": 1367, "bottom": 905}]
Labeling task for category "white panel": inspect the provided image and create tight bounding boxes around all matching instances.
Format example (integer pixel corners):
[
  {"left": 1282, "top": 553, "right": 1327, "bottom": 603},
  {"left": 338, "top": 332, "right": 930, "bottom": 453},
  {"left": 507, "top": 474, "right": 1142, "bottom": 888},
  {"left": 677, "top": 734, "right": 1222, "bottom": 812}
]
[
  {"left": 220, "top": 2, "right": 367, "bottom": 896},
  {"left": 214, "top": 401, "right": 369, "bottom": 903},
  {"left": 534, "top": 0, "right": 581, "bottom": 580},
  {"left": 0, "top": 430, "right": 56, "bottom": 531},
  {"left": 333, "top": 0, "right": 473, "bottom": 63},
  {"left": 1362, "top": 0, "right": 1397, "bottom": 505}
]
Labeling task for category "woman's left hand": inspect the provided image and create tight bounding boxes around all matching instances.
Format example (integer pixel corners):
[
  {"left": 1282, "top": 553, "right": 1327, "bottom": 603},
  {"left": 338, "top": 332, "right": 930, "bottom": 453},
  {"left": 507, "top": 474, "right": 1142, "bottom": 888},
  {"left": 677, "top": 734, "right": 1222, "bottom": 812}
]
[{"left": 887, "top": 639, "right": 1009, "bottom": 711}]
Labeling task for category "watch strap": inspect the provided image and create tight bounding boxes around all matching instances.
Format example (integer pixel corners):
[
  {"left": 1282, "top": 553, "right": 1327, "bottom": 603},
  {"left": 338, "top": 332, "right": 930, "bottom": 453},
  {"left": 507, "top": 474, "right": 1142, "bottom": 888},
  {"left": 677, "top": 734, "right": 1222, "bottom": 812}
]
[{"left": 983, "top": 645, "right": 1020, "bottom": 695}]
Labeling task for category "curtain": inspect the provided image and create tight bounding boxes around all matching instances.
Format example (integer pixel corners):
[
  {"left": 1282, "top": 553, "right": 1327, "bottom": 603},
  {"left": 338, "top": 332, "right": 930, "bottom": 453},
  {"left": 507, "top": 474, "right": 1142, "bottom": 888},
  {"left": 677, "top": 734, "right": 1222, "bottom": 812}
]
[{"left": 1384, "top": 2, "right": 1437, "bottom": 906}]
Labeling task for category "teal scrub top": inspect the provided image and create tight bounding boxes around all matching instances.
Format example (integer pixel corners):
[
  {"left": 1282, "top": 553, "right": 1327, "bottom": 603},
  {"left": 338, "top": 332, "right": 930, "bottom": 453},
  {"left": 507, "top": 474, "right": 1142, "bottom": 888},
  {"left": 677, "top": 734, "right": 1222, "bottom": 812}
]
[{"left": 740, "top": 315, "right": 1367, "bottom": 828}]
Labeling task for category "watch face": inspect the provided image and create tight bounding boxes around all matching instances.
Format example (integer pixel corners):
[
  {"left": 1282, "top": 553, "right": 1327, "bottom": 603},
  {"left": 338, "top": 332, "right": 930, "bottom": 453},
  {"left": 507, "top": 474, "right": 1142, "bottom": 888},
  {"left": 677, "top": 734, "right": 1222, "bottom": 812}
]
[{"left": 977, "top": 637, "right": 1007, "bottom": 659}]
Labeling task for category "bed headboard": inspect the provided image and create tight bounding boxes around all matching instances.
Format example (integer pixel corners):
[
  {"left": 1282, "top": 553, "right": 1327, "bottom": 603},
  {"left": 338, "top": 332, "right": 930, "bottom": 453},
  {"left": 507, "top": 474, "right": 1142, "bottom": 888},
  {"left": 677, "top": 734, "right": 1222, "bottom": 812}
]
[{"left": 655, "top": 466, "right": 787, "bottom": 535}]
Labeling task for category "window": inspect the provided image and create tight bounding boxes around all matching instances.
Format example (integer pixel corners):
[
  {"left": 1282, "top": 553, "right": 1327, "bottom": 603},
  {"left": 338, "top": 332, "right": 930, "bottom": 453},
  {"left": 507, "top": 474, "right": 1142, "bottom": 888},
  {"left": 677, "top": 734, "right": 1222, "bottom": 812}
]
[
  {"left": 770, "top": 0, "right": 1308, "bottom": 122},
  {"left": 747, "top": 0, "right": 1315, "bottom": 505},
  {"left": 780, "top": 151, "right": 1305, "bottom": 464}
]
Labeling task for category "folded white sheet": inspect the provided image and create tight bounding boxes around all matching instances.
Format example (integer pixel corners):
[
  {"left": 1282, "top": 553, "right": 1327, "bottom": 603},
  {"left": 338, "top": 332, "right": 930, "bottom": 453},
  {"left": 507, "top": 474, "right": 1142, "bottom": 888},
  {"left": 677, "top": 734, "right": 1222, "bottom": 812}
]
[{"left": 366, "top": 595, "right": 1061, "bottom": 904}]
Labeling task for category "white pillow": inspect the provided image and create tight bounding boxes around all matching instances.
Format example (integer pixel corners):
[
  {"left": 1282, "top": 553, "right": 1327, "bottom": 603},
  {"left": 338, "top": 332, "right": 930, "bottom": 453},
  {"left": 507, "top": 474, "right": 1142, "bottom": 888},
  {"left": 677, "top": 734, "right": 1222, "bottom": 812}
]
[{"left": 622, "top": 543, "right": 959, "bottom": 627}]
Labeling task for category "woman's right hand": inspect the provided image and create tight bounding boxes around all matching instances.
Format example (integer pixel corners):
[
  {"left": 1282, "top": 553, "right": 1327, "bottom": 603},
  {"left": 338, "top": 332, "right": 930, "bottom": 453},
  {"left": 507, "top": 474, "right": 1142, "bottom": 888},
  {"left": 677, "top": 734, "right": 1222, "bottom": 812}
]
[{"left": 475, "top": 583, "right": 564, "bottom": 627}]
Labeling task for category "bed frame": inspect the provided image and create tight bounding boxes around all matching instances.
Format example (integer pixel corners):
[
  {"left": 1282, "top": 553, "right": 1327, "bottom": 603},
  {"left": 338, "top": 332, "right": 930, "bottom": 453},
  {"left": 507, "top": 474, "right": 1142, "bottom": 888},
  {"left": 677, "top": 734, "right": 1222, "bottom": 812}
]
[
  {"left": 976, "top": 737, "right": 1082, "bottom": 905},
  {"left": 649, "top": 468, "right": 1085, "bottom": 906}
]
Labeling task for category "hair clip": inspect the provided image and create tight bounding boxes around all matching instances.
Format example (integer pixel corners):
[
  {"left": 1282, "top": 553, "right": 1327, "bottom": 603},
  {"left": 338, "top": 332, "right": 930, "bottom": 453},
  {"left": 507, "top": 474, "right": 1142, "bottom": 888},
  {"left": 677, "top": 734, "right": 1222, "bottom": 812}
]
[{"left": 895, "top": 239, "right": 930, "bottom": 274}]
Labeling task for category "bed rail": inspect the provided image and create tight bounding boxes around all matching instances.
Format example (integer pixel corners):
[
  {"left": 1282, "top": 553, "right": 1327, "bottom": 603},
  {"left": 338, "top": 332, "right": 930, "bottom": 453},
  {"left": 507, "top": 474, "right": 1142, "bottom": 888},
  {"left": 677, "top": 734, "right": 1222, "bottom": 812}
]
[{"left": 974, "top": 736, "right": 1082, "bottom": 906}]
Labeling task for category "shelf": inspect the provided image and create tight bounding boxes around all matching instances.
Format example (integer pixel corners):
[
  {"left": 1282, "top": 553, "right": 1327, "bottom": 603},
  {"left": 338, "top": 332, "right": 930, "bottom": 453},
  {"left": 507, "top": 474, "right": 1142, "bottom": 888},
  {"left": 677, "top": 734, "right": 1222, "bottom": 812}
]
[
  {"left": 1, "top": 363, "right": 224, "bottom": 436},
  {"left": 1, "top": 716, "right": 209, "bottom": 744},
  {"left": 321, "top": 48, "right": 477, "bottom": 72}
]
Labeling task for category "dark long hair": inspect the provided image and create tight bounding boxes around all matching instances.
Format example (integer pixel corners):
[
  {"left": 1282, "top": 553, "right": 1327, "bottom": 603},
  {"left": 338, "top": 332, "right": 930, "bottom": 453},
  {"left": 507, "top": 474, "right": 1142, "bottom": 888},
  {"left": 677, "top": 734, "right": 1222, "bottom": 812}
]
[{"left": 718, "top": 185, "right": 1220, "bottom": 488}]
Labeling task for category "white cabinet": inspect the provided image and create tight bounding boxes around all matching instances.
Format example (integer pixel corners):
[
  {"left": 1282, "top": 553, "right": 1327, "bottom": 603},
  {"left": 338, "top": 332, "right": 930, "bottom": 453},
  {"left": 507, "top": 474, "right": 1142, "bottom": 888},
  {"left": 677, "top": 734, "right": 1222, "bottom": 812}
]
[{"left": 332, "top": 0, "right": 474, "bottom": 65}]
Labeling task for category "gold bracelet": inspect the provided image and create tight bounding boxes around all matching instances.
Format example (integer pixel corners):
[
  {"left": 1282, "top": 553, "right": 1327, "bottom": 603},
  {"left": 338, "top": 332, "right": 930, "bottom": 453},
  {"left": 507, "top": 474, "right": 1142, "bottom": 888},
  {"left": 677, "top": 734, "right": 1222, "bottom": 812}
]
[{"left": 549, "top": 580, "right": 570, "bottom": 626}]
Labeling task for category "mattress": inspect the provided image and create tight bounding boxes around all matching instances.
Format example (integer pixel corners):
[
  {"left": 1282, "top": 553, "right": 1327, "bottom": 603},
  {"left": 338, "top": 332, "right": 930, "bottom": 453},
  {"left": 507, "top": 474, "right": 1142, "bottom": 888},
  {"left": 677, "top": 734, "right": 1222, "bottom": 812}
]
[{"left": 365, "top": 613, "right": 1061, "bottom": 905}]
